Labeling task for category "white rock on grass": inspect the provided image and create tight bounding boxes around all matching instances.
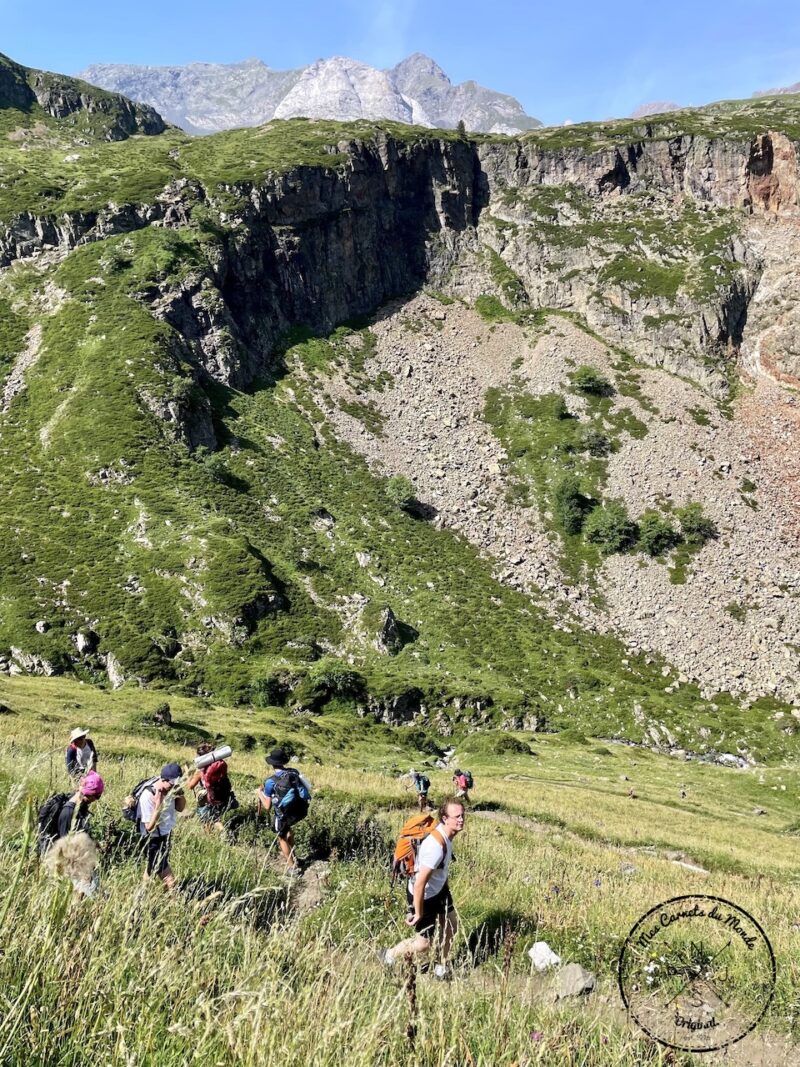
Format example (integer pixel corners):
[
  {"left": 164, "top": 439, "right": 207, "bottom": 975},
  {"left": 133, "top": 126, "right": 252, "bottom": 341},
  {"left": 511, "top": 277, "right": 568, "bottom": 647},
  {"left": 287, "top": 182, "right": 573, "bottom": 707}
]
[{"left": 528, "top": 941, "right": 561, "bottom": 971}]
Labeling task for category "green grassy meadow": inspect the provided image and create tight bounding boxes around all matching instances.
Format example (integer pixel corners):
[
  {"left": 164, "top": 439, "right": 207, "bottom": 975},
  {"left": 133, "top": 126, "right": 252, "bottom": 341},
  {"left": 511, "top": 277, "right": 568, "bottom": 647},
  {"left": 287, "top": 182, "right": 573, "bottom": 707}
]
[{"left": 0, "top": 676, "right": 798, "bottom": 1065}]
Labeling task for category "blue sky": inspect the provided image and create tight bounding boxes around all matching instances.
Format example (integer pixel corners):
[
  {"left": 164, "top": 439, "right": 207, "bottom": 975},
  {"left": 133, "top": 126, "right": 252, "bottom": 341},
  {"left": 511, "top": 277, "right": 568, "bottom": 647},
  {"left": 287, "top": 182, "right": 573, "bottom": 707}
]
[{"left": 3, "top": 0, "right": 800, "bottom": 125}]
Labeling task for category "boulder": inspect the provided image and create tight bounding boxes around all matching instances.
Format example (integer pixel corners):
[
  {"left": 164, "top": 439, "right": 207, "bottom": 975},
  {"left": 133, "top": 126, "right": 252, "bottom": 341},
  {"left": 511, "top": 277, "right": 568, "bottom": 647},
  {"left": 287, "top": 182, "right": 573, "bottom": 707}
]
[
  {"left": 556, "top": 963, "right": 596, "bottom": 999},
  {"left": 528, "top": 941, "right": 561, "bottom": 971},
  {"left": 74, "top": 630, "right": 99, "bottom": 654},
  {"left": 374, "top": 606, "right": 404, "bottom": 655}
]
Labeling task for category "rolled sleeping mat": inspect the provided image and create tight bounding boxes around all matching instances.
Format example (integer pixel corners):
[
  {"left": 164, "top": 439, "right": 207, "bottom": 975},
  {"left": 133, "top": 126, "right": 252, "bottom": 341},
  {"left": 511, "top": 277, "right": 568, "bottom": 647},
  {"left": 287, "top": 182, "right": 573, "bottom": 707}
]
[{"left": 194, "top": 744, "right": 232, "bottom": 770}]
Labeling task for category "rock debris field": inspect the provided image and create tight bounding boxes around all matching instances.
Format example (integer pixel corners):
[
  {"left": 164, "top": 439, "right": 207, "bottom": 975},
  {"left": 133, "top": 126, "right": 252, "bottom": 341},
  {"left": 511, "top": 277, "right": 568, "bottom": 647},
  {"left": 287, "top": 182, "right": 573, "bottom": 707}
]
[{"left": 315, "top": 293, "right": 800, "bottom": 707}]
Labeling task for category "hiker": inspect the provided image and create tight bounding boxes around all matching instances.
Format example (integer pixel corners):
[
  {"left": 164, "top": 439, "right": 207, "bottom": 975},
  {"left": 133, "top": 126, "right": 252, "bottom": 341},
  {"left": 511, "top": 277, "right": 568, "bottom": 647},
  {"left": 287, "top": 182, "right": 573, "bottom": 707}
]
[
  {"left": 185, "top": 742, "right": 238, "bottom": 831},
  {"left": 379, "top": 796, "right": 465, "bottom": 977},
  {"left": 57, "top": 771, "right": 105, "bottom": 840},
  {"left": 255, "top": 748, "right": 311, "bottom": 873},
  {"left": 65, "top": 728, "right": 98, "bottom": 779},
  {"left": 409, "top": 769, "right": 430, "bottom": 812},
  {"left": 38, "top": 770, "right": 105, "bottom": 854},
  {"left": 452, "top": 769, "right": 472, "bottom": 803},
  {"left": 39, "top": 771, "right": 105, "bottom": 896},
  {"left": 137, "top": 762, "right": 186, "bottom": 889}
]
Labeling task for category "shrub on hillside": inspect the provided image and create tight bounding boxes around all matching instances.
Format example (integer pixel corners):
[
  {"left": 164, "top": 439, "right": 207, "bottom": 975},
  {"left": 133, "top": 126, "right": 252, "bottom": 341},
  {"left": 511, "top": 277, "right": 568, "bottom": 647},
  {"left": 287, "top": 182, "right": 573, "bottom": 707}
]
[
  {"left": 638, "top": 510, "right": 681, "bottom": 556},
  {"left": 584, "top": 501, "right": 637, "bottom": 555},
  {"left": 578, "top": 427, "right": 612, "bottom": 456},
  {"left": 552, "top": 474, "right": 591, "bottom": 535},
  {"left": 571, "top": 365, "right": 614, "bottom": 397},
  {"left": 385, "top": 475, "right": 415, "bottom": 511},
  {"left": 676, "top": 502, "right": 717, "bottom": 546}
]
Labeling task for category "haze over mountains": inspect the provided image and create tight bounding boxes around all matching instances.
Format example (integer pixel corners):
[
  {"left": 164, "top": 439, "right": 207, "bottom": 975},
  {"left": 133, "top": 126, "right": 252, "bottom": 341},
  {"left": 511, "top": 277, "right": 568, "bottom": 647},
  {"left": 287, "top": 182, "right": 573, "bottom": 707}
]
[{"left": 78, "top": 53, "right": 544, "bottom": 135}]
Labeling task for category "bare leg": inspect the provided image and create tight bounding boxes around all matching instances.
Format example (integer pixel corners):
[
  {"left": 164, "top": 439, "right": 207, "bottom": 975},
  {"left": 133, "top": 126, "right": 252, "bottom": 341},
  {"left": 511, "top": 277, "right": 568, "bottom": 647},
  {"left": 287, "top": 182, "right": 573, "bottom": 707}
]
[
  {"left": 278, "top": 831, "right": 297, "bottom": 868},
  {"left": 436, "top": 911, "right": 458, "bottom": 962},
  {"left": 388, "top": 932, "right": 431, "bottom": 961}
]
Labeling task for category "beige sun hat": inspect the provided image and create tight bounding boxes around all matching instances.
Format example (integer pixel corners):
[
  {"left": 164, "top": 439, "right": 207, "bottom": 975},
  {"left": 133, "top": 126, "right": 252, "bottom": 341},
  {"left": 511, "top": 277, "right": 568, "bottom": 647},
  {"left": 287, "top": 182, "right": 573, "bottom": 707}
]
[{"left": 69, "top": 727, "right": 90, "bottom": 743}]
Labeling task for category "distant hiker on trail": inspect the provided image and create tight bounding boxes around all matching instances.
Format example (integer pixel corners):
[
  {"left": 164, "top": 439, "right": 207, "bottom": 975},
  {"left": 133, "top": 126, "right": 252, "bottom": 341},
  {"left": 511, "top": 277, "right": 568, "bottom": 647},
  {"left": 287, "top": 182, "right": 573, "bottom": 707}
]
[
  {"left": 407, "top": 769, "right": 430, "bottom": 812},
  {"left": 452, "top": 769, "right": 472, "bottom": 803},
  {"left": 66, "top": 728, "right": 98, "bottom": 779},
  {"left": 39, "top": 771, "right": 105, "bottom": 897},
  {"left": 255, "top": 748, "right": 311, "bottom": 874},
  {"left": 185, "top": 743, "right": 238, "bottom": 832},
  {"left": 379, "top": 796, "right": 465, "bottom": 978},
  {"left": 136, "top": 763, "right": 186, "bottom": 890}
]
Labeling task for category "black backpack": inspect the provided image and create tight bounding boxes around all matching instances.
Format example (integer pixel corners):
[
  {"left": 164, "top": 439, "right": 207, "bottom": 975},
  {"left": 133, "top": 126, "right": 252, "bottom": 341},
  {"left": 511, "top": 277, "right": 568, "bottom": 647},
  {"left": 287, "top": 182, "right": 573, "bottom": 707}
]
[
  {"left": 270, "top": 769, "right": 310, "bottom": 830},
  {"left": 121, "top": 776, "right": 159, "bottom": 823},
  {"left": 38, "top": 793, "right": 70, "bottom": 850}
]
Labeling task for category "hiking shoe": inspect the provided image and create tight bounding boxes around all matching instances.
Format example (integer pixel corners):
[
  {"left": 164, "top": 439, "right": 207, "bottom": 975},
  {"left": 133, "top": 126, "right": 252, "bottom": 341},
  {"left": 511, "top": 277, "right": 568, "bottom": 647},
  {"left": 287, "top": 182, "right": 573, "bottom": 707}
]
[{"left": 376, "top": 948, "right": 395, "bottom": 968}]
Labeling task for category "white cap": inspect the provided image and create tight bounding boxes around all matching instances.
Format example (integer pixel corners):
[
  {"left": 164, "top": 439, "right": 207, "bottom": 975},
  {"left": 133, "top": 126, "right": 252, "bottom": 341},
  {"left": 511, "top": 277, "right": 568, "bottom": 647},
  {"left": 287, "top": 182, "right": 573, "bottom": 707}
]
[{"left": 69, "top": 728, "right": 89, "bottom": 743}]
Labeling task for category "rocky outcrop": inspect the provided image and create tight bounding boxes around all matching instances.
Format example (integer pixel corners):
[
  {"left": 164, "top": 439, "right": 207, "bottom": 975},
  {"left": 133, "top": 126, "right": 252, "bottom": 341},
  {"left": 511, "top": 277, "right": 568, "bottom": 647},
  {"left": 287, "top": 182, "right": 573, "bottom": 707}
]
[
  {"left": 0, "top": 52, "right": 166, "bottom": 138},
  {"left": 746, "top": 132, "right": 799, "bottom": 215},
  {"left": 2, "top": 126, "right": 799, "bottom": 407},
  {"left": 0, "top": 179, "right": 202, "bottom": 269}
]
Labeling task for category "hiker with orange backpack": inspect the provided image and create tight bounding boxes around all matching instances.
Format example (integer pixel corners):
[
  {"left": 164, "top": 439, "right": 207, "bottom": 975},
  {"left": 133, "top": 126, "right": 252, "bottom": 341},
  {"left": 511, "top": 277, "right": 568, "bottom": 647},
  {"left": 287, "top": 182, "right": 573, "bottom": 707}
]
[
  {"left": 185, "top": 743, "right": 238, "bottom": 832},
  {"left": 379, "top": 796, "right": 465, "bottom": 977}
]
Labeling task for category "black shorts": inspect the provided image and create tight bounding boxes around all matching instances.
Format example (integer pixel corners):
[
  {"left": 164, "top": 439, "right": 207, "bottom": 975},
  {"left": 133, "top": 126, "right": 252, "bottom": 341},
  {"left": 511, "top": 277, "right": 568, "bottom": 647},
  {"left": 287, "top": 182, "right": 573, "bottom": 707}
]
[
  {"left": 407, "top": 884, "right": 454, "bottom": 938},
  {"left": 142, "top": 832, "right": 172, "bottom": 876}
]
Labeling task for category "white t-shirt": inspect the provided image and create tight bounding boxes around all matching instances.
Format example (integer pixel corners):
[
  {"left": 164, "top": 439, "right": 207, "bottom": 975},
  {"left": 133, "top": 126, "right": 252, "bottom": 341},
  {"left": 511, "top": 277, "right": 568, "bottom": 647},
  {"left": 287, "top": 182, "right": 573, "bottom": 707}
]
[
  {"left": 74, "top": 742, "right": 95, "bottom": 771},
  {"left": 138, "top": 785, "right": 178, "bottom": 836},
  {"left": 411, "top": 824, "right": 453, "bottom": 899}
]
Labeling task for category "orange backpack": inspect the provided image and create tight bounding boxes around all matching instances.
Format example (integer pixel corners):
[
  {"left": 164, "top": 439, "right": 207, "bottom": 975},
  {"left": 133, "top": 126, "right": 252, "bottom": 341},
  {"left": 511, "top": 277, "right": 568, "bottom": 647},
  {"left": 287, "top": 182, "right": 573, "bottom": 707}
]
[{"left": 391, "top": 813, "right": 446, "bottom": 885}]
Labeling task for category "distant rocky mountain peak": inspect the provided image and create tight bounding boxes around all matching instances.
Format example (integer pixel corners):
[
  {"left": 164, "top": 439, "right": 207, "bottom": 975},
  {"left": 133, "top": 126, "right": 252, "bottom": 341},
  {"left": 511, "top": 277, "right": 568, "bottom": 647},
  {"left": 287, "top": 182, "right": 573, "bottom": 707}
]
[
  {"left": 629, "top": 101, "right": 682, "bottom": 119},
  {"left": 78, "top": 52, "right": 542, "bottom": 135},
  {"left": 754, "top": 81, "right": 800, "bottom": 99}
]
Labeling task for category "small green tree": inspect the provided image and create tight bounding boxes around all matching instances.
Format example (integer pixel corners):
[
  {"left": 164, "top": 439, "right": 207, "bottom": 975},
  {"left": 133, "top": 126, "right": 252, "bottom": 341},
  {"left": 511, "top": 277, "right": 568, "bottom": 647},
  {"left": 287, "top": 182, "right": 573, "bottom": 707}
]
[
  {"left": 552, "top": 474, "right": 591, "bottom": 535},
  {"left": 638, "top": 510, "right": 681, "bottom": 556},
  {"left": 676, "top": 502, "right": 717, "bottom": 546},
  {"left": 386, "top": 475, "right": 416, "bottom": 511},
  {"left": 578, "top": 427, "right": 612, "bottom": 456},
  {"left": 456, "top": 119, "right": 468, "bottom": 140},
  {"left": 584, "top": 501, "right": 637, "bottom": 555},
  {"left": 571, "top": 365, "right": 614, "bottom": 397}
]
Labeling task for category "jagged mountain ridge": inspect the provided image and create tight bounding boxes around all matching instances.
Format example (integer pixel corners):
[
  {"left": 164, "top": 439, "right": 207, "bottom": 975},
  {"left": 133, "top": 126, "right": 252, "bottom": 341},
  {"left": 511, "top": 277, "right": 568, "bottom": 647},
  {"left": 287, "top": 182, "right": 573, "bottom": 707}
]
[
  {"left": 77, "top": 52, "right": 543, "bottom": 135},
  {"left": 2, "top": 52, "right": 800, "bottom": 761},
  {"left": 754, "top": 82, "right": 800, "bottom": 99}
]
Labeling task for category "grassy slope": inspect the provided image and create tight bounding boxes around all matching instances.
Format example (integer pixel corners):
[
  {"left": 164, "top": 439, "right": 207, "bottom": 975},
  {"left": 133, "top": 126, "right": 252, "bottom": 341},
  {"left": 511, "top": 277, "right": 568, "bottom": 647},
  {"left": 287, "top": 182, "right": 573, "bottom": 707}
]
[
  {"left": 0, "top": 226, "right": 794, "bottom": 757},
  {"left": 0, "top": 679, "right": 797, "bottom": 1065}
]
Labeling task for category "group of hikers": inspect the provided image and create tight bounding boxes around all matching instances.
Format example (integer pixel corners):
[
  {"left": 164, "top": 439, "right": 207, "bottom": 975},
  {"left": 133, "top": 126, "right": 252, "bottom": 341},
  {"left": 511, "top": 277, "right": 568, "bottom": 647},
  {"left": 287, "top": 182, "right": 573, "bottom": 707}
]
[
  {"left": 41, "top": 730, "right": 311, "bottom": 893},
  {"left": 43, "top": 728, "right": 473, "bottom": 978}
]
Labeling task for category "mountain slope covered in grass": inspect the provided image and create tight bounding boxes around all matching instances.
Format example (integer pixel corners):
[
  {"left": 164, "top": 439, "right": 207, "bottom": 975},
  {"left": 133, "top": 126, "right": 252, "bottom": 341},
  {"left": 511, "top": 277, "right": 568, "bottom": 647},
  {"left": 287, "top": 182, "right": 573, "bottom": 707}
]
[{"left": 2, "top": 54, "right": 800, "bottom": 761}]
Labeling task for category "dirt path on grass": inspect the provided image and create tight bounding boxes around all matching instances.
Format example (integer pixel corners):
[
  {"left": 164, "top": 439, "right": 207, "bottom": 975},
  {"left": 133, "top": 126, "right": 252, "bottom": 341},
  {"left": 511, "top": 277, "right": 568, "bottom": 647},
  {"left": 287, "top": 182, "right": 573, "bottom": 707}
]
[{"left": 470, "top": 808, "right": 709, "bottom": 874}]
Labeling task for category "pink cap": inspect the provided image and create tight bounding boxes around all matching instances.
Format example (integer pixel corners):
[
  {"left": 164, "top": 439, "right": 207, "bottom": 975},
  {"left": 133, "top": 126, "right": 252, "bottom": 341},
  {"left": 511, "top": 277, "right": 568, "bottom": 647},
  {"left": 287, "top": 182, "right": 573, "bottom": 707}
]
[{"left": 80, "top": 771, "right": 105, "bottom": 798}]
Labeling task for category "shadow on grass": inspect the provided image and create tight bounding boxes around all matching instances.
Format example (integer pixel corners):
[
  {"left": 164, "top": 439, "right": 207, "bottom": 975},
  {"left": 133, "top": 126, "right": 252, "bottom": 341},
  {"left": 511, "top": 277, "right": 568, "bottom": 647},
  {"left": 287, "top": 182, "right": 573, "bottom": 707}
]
[
  {"left": 179, "top": 873, "right": 290, "bottom": 932},
  {"left": 457, "top": 908, "right": 532, "bottom": 968}
]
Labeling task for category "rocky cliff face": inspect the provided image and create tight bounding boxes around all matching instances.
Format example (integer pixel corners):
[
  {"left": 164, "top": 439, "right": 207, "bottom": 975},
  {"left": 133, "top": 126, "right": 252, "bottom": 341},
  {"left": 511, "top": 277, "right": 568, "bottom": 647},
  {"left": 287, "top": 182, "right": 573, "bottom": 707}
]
[
  {"left": 139, "top": 130, "right": 800, "bottom": 400},
  {"left": 2, "top": 125, "right": 798, "bottom": 400}
]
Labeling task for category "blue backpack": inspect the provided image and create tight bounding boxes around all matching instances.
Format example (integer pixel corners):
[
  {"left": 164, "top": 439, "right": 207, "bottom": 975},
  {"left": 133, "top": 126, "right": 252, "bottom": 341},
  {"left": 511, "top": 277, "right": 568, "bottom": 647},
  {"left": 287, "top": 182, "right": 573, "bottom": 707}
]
[{"left": 270, "top": 769, "right": 310, "bottom": 830}]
